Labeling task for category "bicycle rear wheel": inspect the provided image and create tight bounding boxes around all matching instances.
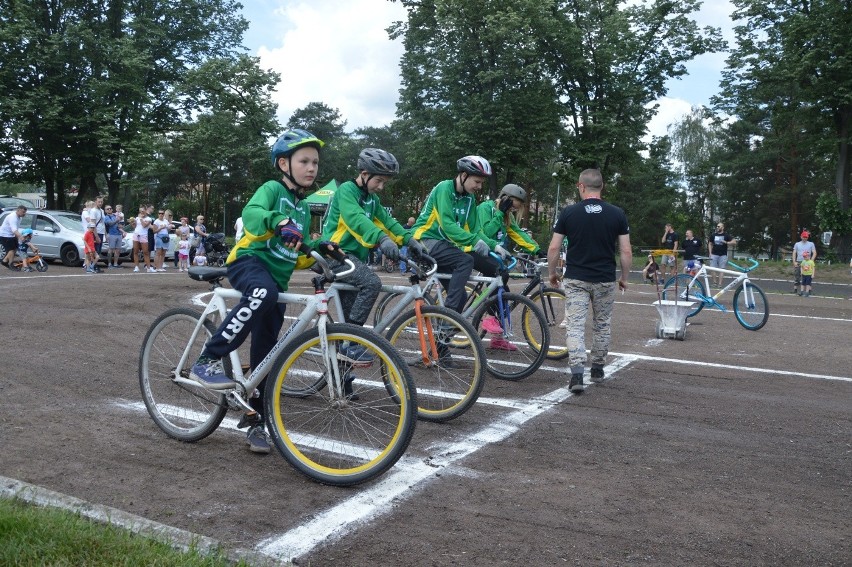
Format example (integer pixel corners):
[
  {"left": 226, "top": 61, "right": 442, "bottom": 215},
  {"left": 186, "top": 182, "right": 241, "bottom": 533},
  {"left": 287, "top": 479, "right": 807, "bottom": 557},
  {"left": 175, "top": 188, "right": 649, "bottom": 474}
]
[
  {"left": 385, "top": 305, "right": 486, "bottom": 422},
  {"left": 471, "top": 292, "right": 550, "bottom": 381},
  {"left": 528, "top": 286, "right": 568, "bottom": 360},
  {"left": 733, "top": 282, "right": 769, "bottom": 330},
  {"left": 139, "top": 308, "right": 229, "bottom": 442},
  {"left": 264, "top": 324, "right": 417, "bottom": 487},
  {"left": 661, "top": 274, "right": 706, "bottom": 318}
]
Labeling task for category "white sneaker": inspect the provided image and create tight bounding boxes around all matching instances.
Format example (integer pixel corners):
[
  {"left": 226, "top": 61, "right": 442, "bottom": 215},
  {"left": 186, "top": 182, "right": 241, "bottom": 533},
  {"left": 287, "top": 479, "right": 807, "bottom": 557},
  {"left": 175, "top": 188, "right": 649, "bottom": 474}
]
[
  {"left": 133, "top": 266, "right": 140, "bottom": 272},
  {"left": 156, "top": 268, "right": 166, "bottom": 272},
  {"left": 147, "top": 266, "right": 156, "bottom": 273}
]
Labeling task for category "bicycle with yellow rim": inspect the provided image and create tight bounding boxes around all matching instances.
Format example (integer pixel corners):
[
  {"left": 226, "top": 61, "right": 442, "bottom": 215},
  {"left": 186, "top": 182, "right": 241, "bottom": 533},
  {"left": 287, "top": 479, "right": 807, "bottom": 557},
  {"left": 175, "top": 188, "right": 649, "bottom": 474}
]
[{"left": 138, "top": 245, "right": 417, "bottom": 487}]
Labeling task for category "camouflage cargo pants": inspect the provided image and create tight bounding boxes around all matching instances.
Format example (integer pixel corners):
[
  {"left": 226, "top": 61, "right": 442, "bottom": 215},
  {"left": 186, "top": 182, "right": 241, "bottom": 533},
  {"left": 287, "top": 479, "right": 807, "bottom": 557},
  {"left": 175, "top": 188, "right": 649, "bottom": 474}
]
[{"left": 562, "top": 279, "right": 617, "bottom": 375}]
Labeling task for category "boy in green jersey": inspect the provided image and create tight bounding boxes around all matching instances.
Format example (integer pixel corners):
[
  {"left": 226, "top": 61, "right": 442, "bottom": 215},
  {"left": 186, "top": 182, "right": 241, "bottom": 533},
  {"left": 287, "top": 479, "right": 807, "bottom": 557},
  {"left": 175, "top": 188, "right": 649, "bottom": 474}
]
[
  {"left": 190, "top": 128, "right": 325, "bottom": 454},
  {"left": 321, "top": 148, "right": 424, "bottom": 345},
  {"left": 411, "top": 156, "right": 510, "bottom": 315}
]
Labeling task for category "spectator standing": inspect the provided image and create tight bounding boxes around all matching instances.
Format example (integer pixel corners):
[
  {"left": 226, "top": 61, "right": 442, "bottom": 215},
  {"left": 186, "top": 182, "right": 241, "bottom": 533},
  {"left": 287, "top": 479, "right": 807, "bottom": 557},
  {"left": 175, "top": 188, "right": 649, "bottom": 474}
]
[
  {"left": 708, "top": 222, "right": 737, "bottom": 288},
  {"left": 146, "top": 204, "right": 156, "bottom": 253},
  {"left": 104, "top": 205, "right": 124, "bottom": 268},
  {"left": 189, "top": 128, "right": 326, "bottom": 454},
  {"left": 792, "top": 230, "right": 817, "bottom": 295},
  {"left": 660, "top": 223, "right": 679, "bottom": 277},
  {"left": 681, "top": 229, "right": 702, "bottom": 273},
  {"left": 91, "top": 196, "right": 106, "bottom": 257},
  {"left": 799, "top": 251, "right": 815, "bottom": 297},
  {"left": 152, "top": 209, "right": 171, "bottom": 271},
  {"left": 83, "top": 223, "right": 98, "bottom": 274},
  {"left": 547, "top": 168, "right": 632, "bottom": 393},
  {"left": 131, "top": 206, "right": 154, "bottom": 273},
  {"left": 194, "top": 214, "right": 209, "bottom": 254},
  {"left": 177, "top": 231, "right": 191, "bottom": 271},
  {"left": 1, "top": 205, "right": 27, "bottom": 269}
]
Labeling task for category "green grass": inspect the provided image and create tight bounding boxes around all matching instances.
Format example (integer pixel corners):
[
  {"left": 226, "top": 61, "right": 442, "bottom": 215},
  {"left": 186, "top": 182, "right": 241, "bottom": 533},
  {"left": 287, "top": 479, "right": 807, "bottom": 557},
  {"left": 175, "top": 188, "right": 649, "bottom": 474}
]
[{"left": 0, "top": 498, "right": 254, "bottom": 566}]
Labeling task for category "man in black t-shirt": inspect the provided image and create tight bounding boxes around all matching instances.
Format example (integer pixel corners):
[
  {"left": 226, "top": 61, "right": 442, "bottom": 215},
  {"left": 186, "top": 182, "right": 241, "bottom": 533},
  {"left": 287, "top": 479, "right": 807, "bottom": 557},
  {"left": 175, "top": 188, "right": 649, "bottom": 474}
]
[
  {"left": 708, "top": 222, "right": 737, "bottom": 287},
  {"left": 661, "top": 223, "right": 679, "bottom": 277},
  {"left": 547, "top": 169, "right": 632, "bottom": 394},
  {"left": 681, "top": 229, "right": 702, "bottom": 271}
]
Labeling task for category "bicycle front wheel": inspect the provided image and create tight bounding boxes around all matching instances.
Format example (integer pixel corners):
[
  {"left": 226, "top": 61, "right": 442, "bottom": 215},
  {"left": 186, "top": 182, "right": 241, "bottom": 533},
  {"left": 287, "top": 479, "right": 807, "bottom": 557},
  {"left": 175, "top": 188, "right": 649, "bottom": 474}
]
[
  {"left": 264, "top": 324, "right": 417, "bottom": 487},
  {"left": 471, "top": 292, "right": 550, "bottom": 381},
  {"left": 139, "top": 308, "right": 229, "bottom": 442},
  {"left": 528, "top": 286, "right": 568, "bottom": 360},
  {"left": 385, "top": 305, "right": 486, "bottom": 422},
  {"left": 733, "top": 282, "right": 769, "bottom": 330},
  {"left": 661, "top": 274, "right": 706, "bottom": 318}
]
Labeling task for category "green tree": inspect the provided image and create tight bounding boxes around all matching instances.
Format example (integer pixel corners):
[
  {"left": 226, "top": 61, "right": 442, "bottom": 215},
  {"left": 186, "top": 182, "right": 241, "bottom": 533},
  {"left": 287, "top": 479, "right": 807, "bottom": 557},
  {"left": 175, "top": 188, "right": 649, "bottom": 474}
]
[
  {"left": 391, "top": 0, "right": 564, "bottom": 197},
  {"left": 715, "top": 0, "right": 852, "bottom": 256},
  {"left": 0, "top": 0, "right": 248, "bottom": 209},
  {"left": 287, "top": 102, "right": 357, "bottom": 186}
]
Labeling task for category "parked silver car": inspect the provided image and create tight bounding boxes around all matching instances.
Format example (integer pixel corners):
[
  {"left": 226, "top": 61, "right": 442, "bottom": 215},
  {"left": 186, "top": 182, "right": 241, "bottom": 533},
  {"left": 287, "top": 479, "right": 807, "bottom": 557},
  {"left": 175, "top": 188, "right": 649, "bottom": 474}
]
[{"left": 0, "top": 209, "right": 86, "bottom": 266}]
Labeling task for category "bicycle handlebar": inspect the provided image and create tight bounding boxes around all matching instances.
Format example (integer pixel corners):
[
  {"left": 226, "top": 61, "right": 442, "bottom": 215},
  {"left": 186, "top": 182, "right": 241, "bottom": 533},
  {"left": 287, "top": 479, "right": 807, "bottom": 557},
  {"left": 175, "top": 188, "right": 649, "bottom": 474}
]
[
  {"left": 489, "top": 251, "right": 518, "bottom": 270},
  {"left": 726, "top": 258, "right": 759, "bottom": 273},
  {"left": 299, "top": 242, "right": 355, "bottom": 281}
]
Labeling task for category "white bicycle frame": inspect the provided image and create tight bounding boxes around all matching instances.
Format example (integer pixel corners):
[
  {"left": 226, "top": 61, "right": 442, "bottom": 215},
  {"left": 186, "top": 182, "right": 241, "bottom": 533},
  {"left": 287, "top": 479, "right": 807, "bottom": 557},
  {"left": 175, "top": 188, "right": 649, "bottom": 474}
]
[
  {"left": 172, "top": 255, "right": 356, "bottom": 411},
  {"left": 683, "top": 259, "right": 758, "bottom": 306}
]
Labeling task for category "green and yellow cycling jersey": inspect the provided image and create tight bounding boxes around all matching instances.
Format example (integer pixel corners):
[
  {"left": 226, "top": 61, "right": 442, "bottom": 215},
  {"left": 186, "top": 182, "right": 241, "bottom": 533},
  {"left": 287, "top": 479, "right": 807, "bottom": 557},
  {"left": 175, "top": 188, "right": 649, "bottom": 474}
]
[
  {"left": 227, "top": 179, "right": 317, "bottom": 290},
  {"left": 320, "top": 179, "right": 411, "bottom": 262},
  {"left": 476, "top": 199, "right": 539, "bottom": 254},
  {"left": 411, "top": 179, "right": 496, "bottom": 252}
]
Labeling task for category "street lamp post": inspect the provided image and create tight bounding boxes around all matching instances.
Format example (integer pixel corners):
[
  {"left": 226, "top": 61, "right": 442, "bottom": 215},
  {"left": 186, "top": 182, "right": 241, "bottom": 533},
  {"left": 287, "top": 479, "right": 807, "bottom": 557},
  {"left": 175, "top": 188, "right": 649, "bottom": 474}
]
[{"left": 552, "top": 172, "right": 560, "bottom": 221}]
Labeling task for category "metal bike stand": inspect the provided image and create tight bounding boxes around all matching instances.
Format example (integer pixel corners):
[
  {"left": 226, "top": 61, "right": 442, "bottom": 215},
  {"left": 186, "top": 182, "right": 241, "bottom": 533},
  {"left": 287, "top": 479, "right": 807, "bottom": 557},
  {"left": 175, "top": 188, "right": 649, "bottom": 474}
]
[{"left": 652, "top": 299, "right": 695, "bottom": 340}]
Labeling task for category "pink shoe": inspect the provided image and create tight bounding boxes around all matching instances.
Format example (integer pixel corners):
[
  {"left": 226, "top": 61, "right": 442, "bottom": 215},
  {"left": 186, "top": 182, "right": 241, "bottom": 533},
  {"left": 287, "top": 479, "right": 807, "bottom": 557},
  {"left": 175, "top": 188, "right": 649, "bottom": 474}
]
[
  {"left": 489, "top": 337, "right": 518, "bottom": 351},
  {"left": 481, "top": 315, "right": 503, "bottom": 334}
]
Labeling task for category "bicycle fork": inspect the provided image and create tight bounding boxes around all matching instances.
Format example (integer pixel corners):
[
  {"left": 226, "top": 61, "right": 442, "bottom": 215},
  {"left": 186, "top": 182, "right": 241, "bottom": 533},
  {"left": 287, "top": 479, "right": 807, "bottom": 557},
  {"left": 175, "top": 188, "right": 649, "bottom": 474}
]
[
  {"left": 414, "top": 299, "right": 440, "bottom": 365},
  {"left": 496, "top": 288, "right": 512, "bottom": 338}
]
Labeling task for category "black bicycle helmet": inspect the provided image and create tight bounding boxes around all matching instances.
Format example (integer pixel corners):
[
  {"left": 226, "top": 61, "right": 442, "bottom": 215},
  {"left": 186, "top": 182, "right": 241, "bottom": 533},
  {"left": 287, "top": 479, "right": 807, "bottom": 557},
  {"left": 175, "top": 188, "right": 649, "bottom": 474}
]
[
  {"left": 499, "top": 183, "right": 527, "bottom": 202},
  {"left": 357, "top": 148, "right": 400, "bottom": 176},
  {"left": 457, "top": 155, "right": 492, "bottom": 176}
]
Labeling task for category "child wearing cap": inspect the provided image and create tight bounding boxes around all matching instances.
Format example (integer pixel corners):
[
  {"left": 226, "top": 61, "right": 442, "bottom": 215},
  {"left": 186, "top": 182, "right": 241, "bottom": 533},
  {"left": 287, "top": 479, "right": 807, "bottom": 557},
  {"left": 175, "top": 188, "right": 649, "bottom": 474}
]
[
  {"left": 799, "top": 250, "right": 815, "bottom": 297},
  {"left": 84, "top": 223, "right": 98, "bottom": 273},
  {"left": 792, "top": 230, "right": 817, "bottom": 294}
]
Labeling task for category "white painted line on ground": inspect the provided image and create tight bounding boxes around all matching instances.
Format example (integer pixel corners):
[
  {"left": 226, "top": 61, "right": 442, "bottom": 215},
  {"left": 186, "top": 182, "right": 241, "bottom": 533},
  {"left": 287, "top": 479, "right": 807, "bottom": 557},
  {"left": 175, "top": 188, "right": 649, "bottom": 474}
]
[{"left": 255, "top": 355, "right": 635, "bottom": 561}]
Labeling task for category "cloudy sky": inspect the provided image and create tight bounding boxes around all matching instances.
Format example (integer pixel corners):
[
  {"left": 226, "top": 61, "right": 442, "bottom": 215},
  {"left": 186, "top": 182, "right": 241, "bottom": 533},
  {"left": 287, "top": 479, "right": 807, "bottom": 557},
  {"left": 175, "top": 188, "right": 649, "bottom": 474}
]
[{"left": 240, "top": 0, "right": 736, "bottom": 140}]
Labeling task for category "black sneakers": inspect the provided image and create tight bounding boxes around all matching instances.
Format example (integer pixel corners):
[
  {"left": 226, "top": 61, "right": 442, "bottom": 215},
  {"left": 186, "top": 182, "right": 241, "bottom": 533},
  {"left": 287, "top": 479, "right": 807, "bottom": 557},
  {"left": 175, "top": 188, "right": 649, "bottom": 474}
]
[
  {"left": 590, "top": 366, "right": 605, "bottom": 382},
  {"left": 246, "top": 425, "right": 271, "bottom": 454},
  {"left": 569, "top": 373, "right": 584, "bottom": 393}
]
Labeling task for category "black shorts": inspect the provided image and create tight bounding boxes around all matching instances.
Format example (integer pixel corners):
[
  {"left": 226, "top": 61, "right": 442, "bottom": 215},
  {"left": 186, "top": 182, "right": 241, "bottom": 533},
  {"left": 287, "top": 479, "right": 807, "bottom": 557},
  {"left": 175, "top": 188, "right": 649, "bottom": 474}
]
[{"left": 1, "top": 235, "right": 17, "bottom": 256}]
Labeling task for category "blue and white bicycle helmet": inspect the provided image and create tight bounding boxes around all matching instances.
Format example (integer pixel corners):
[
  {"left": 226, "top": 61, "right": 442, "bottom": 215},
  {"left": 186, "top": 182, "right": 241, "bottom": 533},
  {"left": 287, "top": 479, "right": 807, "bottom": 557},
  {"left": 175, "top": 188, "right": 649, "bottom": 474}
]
[
  {"left": 270, "top": 128, "right": 325, "bottom": 196},
  {"left": 457, "top": 155, "right": 492, "bottom": 176}
]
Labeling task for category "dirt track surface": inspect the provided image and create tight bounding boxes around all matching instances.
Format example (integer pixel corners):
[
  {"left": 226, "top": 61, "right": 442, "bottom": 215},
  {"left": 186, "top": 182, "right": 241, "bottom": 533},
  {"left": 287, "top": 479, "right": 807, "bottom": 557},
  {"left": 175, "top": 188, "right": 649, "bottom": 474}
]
[{"left": 1, "top": 264, "right": 850, "bottom": 565}]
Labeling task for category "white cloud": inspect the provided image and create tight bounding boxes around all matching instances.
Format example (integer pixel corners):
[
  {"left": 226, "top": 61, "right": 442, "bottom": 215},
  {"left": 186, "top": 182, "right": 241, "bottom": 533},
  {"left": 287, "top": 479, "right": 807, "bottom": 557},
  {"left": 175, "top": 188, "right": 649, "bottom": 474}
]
[
  {"left": 255, "top": 0, "right": 407, "bottom": 131},
  {"left": 646, "top": 97, "right": 695, "bottom": 141}
]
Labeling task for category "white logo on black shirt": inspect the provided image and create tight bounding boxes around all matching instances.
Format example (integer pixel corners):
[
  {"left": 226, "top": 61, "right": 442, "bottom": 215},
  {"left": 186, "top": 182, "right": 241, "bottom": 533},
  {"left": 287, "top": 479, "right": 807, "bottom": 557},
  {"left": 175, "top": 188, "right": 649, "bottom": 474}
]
[{"left": 584, "top": 203, "right": 603, "bottom": 214}]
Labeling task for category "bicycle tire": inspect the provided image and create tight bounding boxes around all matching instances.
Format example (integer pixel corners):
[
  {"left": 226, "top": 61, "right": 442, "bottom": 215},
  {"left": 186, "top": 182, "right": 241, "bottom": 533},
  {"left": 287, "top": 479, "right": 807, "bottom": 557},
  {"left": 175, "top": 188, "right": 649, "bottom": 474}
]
[
  {"left": 35, "top": 259, "right": 48, "bottom": 272},
  {"left": 528, "top": 287, "right": 569, "bottom": 360},
  {"left": 661, "top": 274, "right": 706, "bottom": 318},
  {"left": 139, "top": 308, "right": 229, "bottom": 442},
  {"left": 264, "top": 323, "right": 417, "bottom": 487},
  {"left": 385, "top": 305, "right": 486, "bottom": 422},
  {"left": 732, "top": 282, "right": 769, "bottom": 330},
  {"left": 471, "top": 292, "right": 550, "bottom": 381}
]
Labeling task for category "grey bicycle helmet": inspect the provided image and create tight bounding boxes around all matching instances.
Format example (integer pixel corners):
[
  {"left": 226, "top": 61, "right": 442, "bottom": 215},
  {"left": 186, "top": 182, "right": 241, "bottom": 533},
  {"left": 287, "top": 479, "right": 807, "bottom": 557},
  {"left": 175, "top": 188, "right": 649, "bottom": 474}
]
[
  {"left": 357, "top": 148, "right": 400, "bottom": 176},
  {"left": 457, "top": 155, "right": 492, "bottom": 176},
  {"left": 499, "top": 183, "right": 527, "bottom": 202}
]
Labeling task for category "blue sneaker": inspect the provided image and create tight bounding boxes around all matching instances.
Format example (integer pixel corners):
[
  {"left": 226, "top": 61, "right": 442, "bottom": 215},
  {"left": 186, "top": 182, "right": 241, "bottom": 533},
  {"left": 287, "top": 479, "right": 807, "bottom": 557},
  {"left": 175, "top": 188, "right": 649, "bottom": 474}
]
[
  {"left": 190, "top": 357, "right": 236, "bottom": 390},
  {"left": 337, "top": 344, "right": 375, "bottom": 367}
]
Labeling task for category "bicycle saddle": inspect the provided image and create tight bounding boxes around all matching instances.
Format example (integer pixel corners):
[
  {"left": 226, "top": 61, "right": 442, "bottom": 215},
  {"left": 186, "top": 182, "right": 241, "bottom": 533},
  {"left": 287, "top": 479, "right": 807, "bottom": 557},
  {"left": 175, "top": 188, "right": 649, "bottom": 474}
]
[{"left": 187, "top": 266, "right": 228, "bottom": 282}]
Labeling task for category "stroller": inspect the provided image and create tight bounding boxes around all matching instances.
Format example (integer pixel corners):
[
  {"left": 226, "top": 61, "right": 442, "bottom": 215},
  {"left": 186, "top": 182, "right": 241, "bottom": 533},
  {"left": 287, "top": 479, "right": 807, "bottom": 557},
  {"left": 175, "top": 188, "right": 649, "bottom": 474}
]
[{"left": 196, "top": 232, "right": 230, "bottom": 267}]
